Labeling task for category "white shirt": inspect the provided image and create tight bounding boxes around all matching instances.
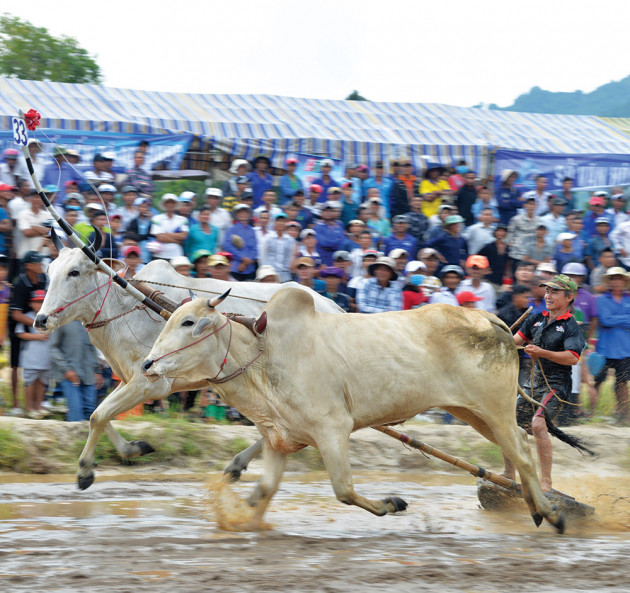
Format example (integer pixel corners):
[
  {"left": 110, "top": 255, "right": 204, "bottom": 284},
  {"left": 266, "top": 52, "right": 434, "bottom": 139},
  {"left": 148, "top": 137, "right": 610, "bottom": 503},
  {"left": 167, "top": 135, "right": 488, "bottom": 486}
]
[
  {"left": 16, "top": 207, "right": 53, "bottom": 258},
  {"left": 463, "top": 222, "right": 495, "bottom": 255},
  {"left": 456, "top": 278, "right": 497, "bottom": 313},
  {"left": 522, "top": 190, "right": 552, "bottom": 217},
  {"left": 254, "top": 205, "right": 283, "bottom": 231},
  {"left": 429, "top": 287, "right": 459, "bottom": 306},
  {"left": 84, "top": 170, "right": 115, "bottom": 186},
  {"left": 0, "top": 163, "right": 17, "bottom": 187},
  {"left": 208, "top": 208, "right": 232, "bottom": 244},
  {"left": 150, "top": 213, "right": 189, "bottom": 259},
  {"left": 610, "top": 219, "right": 630, "bottom": 266},
  {"left": 260, "top": 232, "right": 296, "bottom": 282},
  {"left": 606, "top": 207, "right": 630, "bottom": 228}
]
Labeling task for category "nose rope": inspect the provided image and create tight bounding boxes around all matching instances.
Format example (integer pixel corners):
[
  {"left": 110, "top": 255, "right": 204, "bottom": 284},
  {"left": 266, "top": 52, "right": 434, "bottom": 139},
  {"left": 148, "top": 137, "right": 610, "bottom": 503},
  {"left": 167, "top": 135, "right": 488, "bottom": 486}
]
[{"left": 50, "top": 278, "right": 114, "bottom": 316}]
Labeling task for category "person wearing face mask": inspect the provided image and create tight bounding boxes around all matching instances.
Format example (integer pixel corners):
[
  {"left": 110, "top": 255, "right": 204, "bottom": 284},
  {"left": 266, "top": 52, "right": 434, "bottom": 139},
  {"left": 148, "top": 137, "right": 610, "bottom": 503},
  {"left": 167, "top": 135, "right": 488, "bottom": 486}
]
[
  {"left": 402, "top": 260, "right": 429, "bottom": 309},
  {"left": 448, "top": 161, "right": 470, "bottom": 192}
]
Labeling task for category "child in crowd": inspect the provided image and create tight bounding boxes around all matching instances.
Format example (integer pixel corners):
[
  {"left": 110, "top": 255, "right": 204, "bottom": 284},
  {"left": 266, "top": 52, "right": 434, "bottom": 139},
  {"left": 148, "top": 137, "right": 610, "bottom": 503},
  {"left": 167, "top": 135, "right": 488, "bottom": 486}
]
[{"left": 15, "top": 290, "right": 51, "bottom": 419}]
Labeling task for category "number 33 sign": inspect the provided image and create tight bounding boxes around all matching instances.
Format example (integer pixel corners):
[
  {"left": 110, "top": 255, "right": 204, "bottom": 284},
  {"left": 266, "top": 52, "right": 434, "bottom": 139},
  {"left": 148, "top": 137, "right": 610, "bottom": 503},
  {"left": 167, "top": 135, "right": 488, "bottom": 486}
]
[{"left": 12, "top": 116, "right": 28, "bottom": 146}]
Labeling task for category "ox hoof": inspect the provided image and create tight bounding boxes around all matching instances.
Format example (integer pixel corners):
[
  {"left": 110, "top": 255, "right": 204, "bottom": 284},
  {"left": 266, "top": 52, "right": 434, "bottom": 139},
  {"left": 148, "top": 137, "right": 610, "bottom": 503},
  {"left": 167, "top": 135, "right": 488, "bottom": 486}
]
[
  {"left": 551, "top": 507, "right": 565, "bottom": 534},
  {"left": 224, "top": 468, "right": 243, "bottom": 483},
  {"left": 78, "top": 473, "right": 94, "bottom": 491},
  {"left": 531, "top": 512, "right": 543, "bottom": 527},
  {"left": 383, "top": 496, "right": 408, "bottom": 513},
  {"left": 131, "top": 440, "right": 156, "bottom": 457}
]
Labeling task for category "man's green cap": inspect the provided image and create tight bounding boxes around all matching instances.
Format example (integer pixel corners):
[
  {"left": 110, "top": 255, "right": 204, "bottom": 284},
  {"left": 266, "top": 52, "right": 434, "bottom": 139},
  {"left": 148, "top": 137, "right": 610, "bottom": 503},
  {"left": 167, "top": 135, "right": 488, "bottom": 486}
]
[{"left": 539, "top": 274, "right": 578, "bottom": 296}]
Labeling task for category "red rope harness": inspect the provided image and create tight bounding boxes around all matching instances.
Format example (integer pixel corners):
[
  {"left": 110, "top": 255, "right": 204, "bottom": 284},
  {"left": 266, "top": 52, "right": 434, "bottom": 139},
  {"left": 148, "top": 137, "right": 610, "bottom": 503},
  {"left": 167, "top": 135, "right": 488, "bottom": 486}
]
[{"left": 50, "top": 277, "right": 114, "bottom": 331}]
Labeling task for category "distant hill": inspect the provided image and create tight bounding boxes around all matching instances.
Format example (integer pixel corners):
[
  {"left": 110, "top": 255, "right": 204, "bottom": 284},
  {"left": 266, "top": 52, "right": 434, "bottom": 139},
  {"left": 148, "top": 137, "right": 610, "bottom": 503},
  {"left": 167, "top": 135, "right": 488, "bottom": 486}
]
[{"left": 479, "top": 76, "right": 630, "bottom": 117}]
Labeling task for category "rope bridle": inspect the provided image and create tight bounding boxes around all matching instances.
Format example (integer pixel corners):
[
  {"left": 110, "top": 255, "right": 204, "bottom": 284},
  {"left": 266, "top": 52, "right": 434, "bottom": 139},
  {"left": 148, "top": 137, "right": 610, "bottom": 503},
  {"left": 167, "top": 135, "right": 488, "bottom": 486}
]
[
  {"left": 149, "top": 314, "right": 264, "bottom": 385},
  {"left": 49, "top": 277, "right": 114, "bottom": 331}
]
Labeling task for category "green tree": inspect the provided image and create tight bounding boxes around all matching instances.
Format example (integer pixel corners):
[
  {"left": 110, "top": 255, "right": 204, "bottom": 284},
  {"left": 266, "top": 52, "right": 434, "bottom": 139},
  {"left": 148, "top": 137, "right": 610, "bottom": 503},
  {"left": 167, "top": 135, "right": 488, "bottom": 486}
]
[
  {"left": 345, "top": 90, "right": 368, "bottom": 101},
  {"left": 0, "top": 14, "right": 102, "bottom": 84}
]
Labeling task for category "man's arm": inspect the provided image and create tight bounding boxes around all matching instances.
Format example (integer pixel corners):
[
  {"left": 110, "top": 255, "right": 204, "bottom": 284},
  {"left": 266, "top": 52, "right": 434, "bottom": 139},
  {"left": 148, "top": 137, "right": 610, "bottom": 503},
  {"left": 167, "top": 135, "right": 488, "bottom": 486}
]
[{"left": 523, "top": 344, "right": 579, "bottom": 366}]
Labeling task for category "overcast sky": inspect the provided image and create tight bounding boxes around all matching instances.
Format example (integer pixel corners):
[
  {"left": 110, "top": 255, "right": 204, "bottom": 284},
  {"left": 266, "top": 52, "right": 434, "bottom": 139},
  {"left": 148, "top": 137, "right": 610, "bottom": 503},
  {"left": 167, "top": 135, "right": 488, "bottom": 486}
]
[{"left": 5, "top": 0, "right": 630, "bottom": 108}]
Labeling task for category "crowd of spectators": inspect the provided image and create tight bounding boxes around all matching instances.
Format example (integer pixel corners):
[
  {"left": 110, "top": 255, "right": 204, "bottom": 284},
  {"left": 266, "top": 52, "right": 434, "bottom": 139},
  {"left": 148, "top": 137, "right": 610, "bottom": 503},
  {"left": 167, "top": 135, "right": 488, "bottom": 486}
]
[{"left": 0, "top": 144, "right": 629, "bottom": 425}]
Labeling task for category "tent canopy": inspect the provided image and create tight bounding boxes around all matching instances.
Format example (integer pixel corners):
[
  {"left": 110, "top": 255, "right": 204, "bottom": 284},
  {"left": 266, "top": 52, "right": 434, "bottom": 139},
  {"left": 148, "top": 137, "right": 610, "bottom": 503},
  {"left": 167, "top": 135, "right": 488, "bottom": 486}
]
[{"left": 4, "top": 77, "right": 630, "bottom": 175}]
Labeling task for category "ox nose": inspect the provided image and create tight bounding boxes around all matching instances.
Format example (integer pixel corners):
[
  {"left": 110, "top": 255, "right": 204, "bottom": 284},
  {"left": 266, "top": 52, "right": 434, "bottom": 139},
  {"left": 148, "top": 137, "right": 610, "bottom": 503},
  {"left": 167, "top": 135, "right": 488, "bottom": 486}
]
[
  {"left": 142, "top": 359, "right": 154, "bottom": 373},
  {"left": 34, "top": 314, "right": 48, "bottom": 330}
]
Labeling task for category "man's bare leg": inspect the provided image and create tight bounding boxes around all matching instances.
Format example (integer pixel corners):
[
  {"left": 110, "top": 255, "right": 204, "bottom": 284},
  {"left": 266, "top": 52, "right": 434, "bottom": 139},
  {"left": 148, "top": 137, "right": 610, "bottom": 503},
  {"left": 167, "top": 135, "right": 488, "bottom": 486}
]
[{"left": 531, "top": 416, "right": 552, "bottom": 491}]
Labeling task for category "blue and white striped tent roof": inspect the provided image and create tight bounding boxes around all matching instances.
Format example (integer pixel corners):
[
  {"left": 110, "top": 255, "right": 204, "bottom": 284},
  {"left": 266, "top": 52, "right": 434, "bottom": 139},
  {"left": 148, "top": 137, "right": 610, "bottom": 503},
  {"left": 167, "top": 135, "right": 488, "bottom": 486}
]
[{"left": 3, "top": 77, "right": 630, "bottom": 174}]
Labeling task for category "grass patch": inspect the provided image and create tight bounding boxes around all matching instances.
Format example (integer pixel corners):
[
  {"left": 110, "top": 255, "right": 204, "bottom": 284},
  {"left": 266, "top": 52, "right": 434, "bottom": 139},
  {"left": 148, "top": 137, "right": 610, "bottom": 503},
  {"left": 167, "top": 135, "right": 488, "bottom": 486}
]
[
  {"left": 456, "top": 438, "right": 503, "bottom": 468},
  {"left": 0, "top": 426, "right": 28, "bottom": 470},
  {"left": 224, "top": 436, "right": 252, "bottom": 458},
  {"left": 292, "top": 447, "right": 325, "bottom": 471}
]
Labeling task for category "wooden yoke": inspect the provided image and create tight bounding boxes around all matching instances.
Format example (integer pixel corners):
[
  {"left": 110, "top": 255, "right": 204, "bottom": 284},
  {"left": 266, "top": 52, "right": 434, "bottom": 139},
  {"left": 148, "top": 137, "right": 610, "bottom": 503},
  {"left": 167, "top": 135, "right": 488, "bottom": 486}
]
[{"left": 129, "top": 280, "right": 181, "bottom": 314}]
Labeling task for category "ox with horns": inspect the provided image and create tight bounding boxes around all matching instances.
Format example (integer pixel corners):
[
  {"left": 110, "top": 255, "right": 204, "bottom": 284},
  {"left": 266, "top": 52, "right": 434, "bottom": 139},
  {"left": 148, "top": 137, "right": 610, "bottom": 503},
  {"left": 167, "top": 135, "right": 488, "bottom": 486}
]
[
  {"left": 142, "top": 286, "right": 567, "bottom": 532},
  {"left": 17, "top": 118, "right": 342, "bottom": 490},
  {"left": 35, "top": 241, "right": 343, "bottom": 489}
]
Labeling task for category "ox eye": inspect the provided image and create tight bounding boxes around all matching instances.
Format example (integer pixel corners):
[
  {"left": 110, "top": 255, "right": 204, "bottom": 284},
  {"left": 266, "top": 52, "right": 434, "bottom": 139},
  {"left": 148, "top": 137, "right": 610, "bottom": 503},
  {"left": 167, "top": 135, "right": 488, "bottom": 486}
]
[
  {"left": 68, "top": 270, "right": 80, "bottom": 277},
  {"left": 181, "top": 320, "right": 194, "bottom": 327}
]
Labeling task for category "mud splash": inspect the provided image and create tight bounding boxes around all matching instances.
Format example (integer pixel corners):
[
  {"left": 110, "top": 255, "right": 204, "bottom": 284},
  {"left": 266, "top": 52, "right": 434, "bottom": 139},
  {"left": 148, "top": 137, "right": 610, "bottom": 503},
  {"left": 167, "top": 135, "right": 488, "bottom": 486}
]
[{"left": 1, "top": 472, "right": 628, "bottom": 592}]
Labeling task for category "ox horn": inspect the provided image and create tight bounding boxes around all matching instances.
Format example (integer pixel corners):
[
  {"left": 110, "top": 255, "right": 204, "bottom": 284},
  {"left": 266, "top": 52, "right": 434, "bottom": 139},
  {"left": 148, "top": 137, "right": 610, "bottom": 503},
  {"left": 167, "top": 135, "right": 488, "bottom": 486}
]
[
  {"left": 90, "top": 225, "right": 103, "bottom": 253},
  {"left": 207, "top": 289, "right": 231, "bottom": 309},
  {"left": 50, "top": 227, "right": 65, "bottom": 252},
  {"left": 188, "top": 289, "right": 195, "bottom": 300}
]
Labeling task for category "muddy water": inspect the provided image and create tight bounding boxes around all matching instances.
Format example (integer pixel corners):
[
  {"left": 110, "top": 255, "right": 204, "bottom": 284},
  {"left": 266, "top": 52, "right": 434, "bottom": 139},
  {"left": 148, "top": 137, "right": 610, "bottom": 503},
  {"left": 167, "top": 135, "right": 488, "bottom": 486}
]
[{"left": 1, "top": 471, "right": 628, "bottom": 593}]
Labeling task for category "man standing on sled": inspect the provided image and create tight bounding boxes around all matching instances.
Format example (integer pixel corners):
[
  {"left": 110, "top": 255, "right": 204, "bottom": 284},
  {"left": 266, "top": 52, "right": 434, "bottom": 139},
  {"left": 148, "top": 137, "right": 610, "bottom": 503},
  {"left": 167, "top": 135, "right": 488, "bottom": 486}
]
[{"left": 503, "top": 274, "right": 586, "bottom": 492}]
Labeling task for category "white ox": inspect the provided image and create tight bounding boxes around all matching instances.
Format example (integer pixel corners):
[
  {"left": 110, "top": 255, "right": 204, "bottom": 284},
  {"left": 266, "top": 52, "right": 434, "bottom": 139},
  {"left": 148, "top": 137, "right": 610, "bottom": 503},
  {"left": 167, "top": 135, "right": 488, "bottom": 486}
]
[
  {"left": 142, "top": 286, "right": 565, "bottom": 532},
  {"left": 35, "top": 247, "right": 343, "bottom": 489}
]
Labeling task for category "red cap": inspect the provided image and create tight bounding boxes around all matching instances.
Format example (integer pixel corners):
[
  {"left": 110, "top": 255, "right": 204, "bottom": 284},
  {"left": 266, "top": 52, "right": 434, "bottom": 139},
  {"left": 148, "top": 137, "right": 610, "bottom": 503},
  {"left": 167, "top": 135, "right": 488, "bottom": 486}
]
[
  {"left": 0, "top": 183, "right": 14, "bottom": 191},
  {"left": 122, "top": 245, "right": 141, "bottom": 257},
  {"left": 341, "top": 181, "right": 352, "bottom": 189},
  {"left": 285, "top": 158, "right": 298, "bottom": 166},
  {"left": 456, "top": 291, "right": 482, "bottom": 305},
  {"left": 216, "top": 251, "right": 233, "bottom": 261},
  {"left": 465, "top": 255, "right": 489, "bottom": 269},
  {"left": 30, "top": 289, "right": 47, "bottom": 302},
  {"left": 64, "top": 180, "right": 79, "bottom": 188},
  {"left": 309, "top": 184, "right": 323, "bottom": 194},
  {"left": 589, "top": 196, "right": 606, "bottom": 206}
]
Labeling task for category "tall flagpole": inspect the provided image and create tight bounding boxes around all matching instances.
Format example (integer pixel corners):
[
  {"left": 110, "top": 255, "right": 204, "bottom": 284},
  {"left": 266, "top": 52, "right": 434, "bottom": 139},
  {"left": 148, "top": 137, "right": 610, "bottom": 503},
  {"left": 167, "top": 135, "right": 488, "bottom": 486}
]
[{"left": 16, "top": 109, "right": 170, "bottom": 319}]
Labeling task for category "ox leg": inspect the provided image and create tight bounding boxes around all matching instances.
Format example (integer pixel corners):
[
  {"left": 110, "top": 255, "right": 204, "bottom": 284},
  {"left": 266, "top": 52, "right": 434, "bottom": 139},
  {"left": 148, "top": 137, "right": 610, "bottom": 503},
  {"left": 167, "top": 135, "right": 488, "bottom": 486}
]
[
  {"left": 224, "top": 438, "right": 264, "bottom": 482},
  {"left": 317, "top": 431, "right": 407, "bottom": 517},
  {"left": 488, "top": 421, "right": 564, "bottom": 533},
  {"left": 241, "top": 439, "right": 287, "bottom": 529},
  {"left": 77, "top": 377, "right": 160, "bottom": 490}
]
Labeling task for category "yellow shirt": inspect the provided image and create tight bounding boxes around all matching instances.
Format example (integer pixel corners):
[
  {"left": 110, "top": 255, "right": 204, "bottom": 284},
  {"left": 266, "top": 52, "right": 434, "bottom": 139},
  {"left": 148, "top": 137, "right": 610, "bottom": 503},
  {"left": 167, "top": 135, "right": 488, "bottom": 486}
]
[{"left": 419, "top": 179, "right": 450, "bottom": 217}]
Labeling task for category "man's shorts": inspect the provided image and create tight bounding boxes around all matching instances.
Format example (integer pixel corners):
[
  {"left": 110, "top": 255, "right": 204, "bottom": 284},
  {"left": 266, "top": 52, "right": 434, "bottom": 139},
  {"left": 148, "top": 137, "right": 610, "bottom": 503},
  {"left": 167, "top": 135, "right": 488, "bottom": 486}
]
[
  {"left": 516, "top": 387, "right": 564, "bottom": 434},
  {"left": 593, "top": 357, "right": 630, "bottom": 386},
  {"left": 23, "top": 368, "right": 49, "bottom": 386}
]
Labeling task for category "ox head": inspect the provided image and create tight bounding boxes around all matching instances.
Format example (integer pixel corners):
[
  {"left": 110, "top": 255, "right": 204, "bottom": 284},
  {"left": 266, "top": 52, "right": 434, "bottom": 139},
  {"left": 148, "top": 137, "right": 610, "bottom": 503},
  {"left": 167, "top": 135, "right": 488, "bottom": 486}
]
[
  {"left": 34, "top": 246, "right": 125, "bottom": 333},
  {"left": 142, "top": 290, "right": 232, "bottom": 382}
]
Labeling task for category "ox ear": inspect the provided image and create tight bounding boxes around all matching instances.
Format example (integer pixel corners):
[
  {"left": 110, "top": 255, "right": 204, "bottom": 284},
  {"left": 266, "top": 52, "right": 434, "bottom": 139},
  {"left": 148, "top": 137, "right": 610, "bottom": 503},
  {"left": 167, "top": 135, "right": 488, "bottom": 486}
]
[
  {"left": 192, "top": 317, "right": 213, "bottom": 338},
  {"left": 97, "top": 259, "right": 126, "bottom": 275},
  {"left": 207, "top": 288, "right": 231, "bottom": 309}
]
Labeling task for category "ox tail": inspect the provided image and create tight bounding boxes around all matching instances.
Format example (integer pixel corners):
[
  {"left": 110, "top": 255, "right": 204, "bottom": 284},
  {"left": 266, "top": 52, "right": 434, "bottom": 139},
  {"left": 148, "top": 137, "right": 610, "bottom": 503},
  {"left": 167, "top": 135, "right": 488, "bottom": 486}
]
[{"left": 543, "top": 412, "right": 597, "bottom": 456}]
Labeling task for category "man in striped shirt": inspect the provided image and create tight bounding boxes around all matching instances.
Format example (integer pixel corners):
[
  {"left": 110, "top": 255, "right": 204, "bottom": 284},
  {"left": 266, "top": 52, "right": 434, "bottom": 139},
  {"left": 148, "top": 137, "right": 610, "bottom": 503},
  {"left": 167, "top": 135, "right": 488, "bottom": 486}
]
[{"left": 356, "top": 256, "right": 402, "bottom": 313}]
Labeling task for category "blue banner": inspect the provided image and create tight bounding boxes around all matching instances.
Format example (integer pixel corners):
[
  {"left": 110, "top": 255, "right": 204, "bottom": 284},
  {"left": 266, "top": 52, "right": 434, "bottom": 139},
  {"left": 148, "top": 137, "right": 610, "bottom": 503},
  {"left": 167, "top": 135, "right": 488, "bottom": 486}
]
[
  {"left": 495, "top": 149, "right": 630, "bottom": 192},
  {"left": 1, "top": 128, "right": 194, "bottom": 174}
]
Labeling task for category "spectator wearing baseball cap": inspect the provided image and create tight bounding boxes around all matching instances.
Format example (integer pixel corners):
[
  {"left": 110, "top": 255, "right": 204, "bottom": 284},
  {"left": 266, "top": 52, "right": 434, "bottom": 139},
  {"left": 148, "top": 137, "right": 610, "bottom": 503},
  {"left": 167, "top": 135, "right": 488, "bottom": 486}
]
[
  {"left": 311, "top": 159, "right": 340, "bottom": 202},
  {"left": 296, "top": 227, "right": 322, "bottom": 267},
  {"left": 121, "top": 244, "right": 144, "bottom": 276},
  {"left": 84, "top": 152, "right": 115, "bottom": 188},
  {"left": 606, "top": 188, "right": 629, "bottom": 228},
  {"left": 363, "top": 161, "right": 394, "bottom": 217},
  {"left": 402, "top": 260, "right": 429, "bottom": 310},
  {"left": 0, "top": 148, "right": 20, "bottom": 188},
  {"left": 553, "top": 231, "right": 579, "bottom": 273},
  {"left": 456, "top": 291, "right": 483, "bottom": 308},
  {"left": 222, "top": 203, "right": 257, "bottom": 280},
  {"left": 521, "top": 223, "right": 554, "bottom": 269},
  {"left": 383, "top": 214, "right": 418, "bottom": 261},
  {"left": 278, "top": 157, "right": 304, "bottom": 205},
  {"left": 539, "top": 196, "right": 568, "bottom": 247},
  {"left": 455, "top": 255, "right": 496, "bottom": 313},
  {"left": 40, "top": 146, "right": 83, "bottom": 206},
  {"left": 585, "top": 216, "right": 613, "bottom": 269},
  {"left": 506, "top": 195, "right": 542, "bottom": 270},
  {"left": 317, "top": 266, "right": 352, "bottom": 312},
  {"left": 313, "top": 199, "right": 346, "bottom": 266},
  {"left": 429, "top": 265, "right": 464, "bottom": 306},
  {"left": 294, "top": 256, "right": 325, "bottom": 292},
  {"left": 425, "top": 214, "right": 468, "bottom": 273},
  {"left": 583, "top": 194, "right": 614, "bottom": 239},
  {"left": 115, "top": 185, "right": 141, "bottom": 231},
  {"left": 202, "top": 186, "right": 231, "bottom": 244}
]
